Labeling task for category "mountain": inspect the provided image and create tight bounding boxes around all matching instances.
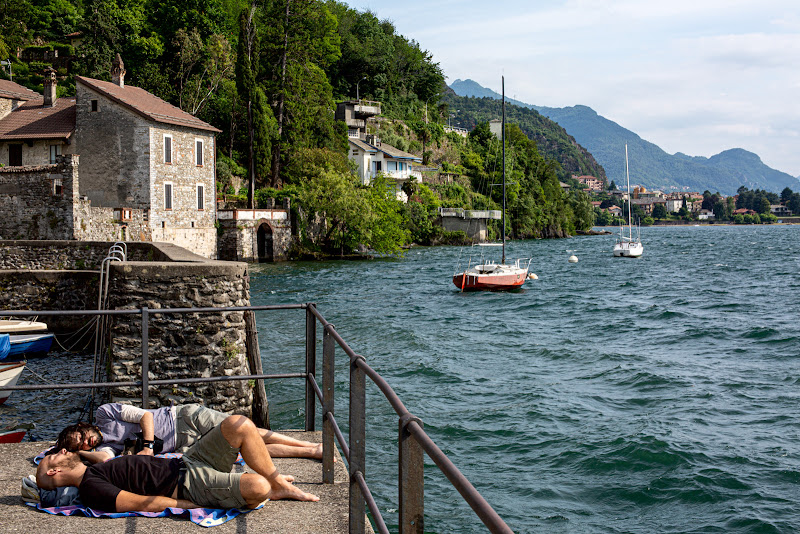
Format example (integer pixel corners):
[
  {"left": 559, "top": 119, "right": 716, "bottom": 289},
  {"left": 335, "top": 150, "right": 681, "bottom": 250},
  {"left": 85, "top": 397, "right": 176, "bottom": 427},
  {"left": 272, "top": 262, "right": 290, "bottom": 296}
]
[
  {"left": 449, "top": 79, "right": 800, "bottom": 195},
  {"left": 443, "top": 90, "right": 607, "bottom": 183}
]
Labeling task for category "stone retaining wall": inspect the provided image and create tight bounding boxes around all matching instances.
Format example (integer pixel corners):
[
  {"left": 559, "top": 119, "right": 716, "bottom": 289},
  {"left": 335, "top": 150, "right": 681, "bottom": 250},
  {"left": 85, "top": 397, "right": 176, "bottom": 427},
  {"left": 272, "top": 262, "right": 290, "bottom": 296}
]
[{"left": 0, "top": 240, "right": 254, "bottom": 415}]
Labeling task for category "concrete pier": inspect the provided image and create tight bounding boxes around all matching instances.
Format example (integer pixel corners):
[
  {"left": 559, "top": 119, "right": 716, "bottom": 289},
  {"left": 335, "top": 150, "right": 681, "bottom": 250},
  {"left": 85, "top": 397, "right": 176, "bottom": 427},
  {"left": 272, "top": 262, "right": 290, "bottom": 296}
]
[{"left": 0, "top": 432, "right": 372, "bottom": 533}]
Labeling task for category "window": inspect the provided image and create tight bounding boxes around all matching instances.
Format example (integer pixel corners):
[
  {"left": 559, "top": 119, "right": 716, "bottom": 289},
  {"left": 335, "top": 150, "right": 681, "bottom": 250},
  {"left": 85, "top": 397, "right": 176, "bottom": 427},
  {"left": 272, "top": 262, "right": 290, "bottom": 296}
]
[
  {"left": 387, "top": 161, "right": 397, "bottom": 172},
  {"left": 195, "top": 140, "right": 203, "bottom": 166},
  {"left": 52, "top": 176, "right": 63, "bottom": 196},
  {"left": 164, "top": 182, "right": 173, "bottom": 210},
  {"left": 373, "top": 161, "right": 382, "bottom": 173},
  {"left": 197, "top": 184, "right": 204, "bottom": 210},
  {"left": 91, "top": 100, "right": 98, "bottom": 112},
  {"left": 164, "top": 135, "right": 172, "bottom": 164},
  {"left": 49, "top": 144, "right": 61, "bottom": 164},
  {"left": 9, "top": 144, "right": 22, "bottom": 166}
]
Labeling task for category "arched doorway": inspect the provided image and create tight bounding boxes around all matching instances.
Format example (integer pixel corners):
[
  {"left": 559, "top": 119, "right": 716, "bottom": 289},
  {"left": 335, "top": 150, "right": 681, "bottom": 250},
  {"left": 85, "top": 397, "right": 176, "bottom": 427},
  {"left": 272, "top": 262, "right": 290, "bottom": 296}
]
[{"left": 257, "top": 222, "right": 274, "bottom": 262}]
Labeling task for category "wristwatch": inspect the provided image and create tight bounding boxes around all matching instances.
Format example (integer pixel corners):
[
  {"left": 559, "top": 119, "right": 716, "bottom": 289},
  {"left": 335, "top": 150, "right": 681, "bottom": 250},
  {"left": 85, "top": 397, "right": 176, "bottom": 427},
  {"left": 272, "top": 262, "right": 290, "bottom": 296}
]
[{"left": 143, "top": 440, "right": 155, "bottom": 450}]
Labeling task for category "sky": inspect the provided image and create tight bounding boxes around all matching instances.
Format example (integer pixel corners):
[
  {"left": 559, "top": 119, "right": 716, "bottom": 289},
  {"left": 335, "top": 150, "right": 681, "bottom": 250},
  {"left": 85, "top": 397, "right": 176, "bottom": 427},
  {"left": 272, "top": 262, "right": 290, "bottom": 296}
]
[{"left": 340, "top": 0, "right": 800, "bottom": 178}]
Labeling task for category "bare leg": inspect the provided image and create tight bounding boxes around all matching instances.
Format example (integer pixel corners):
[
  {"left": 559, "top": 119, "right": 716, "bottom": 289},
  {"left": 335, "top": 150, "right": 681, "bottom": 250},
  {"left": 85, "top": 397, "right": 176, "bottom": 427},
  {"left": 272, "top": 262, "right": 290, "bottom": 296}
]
[
  {"left": 259, "top": 429, "right": 329, "bottom": 461},
  {"left": 221, "top": 415, "right": 319, "bottom": 502}
]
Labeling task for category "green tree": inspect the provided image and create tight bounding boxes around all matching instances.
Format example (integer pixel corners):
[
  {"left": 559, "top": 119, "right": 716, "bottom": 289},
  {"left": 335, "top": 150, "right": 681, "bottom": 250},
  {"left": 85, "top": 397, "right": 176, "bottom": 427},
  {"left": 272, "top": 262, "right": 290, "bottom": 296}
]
[
  {"left": 757, "top": 196, "right": 771, "bottom": 215},
  {"left": 788, "top": 193, "right": 800, "bottom": 215},
  {"left": 780, "top": 187, "right": 793, "bottom": 203},
  {"left": 236, "top": 6, "right": 276, "bottom": 207},
  {"left": 651, "top": 203, "right": 667, "bottom": 219},
  {"left": 173, "top": 29, "right": 233, "bottom": 116},
  {"left": 260, "top": 0, "right": 342, "bottom": 185}
]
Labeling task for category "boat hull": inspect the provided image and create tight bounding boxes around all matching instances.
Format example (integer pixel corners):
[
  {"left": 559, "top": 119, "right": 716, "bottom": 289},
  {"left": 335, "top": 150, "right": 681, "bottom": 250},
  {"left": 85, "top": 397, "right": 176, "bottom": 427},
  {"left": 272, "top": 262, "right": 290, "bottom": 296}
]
[
  {"left": 453, "top": 270, "right": 528, "bottom": 291},
  {"left": 613, "top": 241, "right": 643, "bottom": 258},
  {"left": 0, "top": 320, "right": 48, "bottom": 334},
  {"left": 0, "top": 430, "right": 26, "bottom": 443},
  {"left": 0, "top": 362, "right": 25, "bottom": 404},
  {"left": 5, "top": 333, "right": 54, "bottom": 360}
]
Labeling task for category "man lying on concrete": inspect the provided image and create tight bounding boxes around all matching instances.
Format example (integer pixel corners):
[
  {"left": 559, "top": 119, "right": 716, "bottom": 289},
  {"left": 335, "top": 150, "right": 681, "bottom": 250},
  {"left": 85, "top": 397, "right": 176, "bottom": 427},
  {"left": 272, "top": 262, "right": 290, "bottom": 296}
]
[
  {"left": 53, "top": 402, "right": 323, "bottom": 463},
  {"left": 37, "top": 413, "right": 319, "bottom": 512}
]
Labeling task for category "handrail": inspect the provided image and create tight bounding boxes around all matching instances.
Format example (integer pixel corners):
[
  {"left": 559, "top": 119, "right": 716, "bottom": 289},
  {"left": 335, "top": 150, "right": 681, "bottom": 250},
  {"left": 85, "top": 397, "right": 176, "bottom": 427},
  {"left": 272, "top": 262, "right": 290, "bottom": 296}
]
[{"left": 0, "top": 303, "right": 513, "bottom": 533}]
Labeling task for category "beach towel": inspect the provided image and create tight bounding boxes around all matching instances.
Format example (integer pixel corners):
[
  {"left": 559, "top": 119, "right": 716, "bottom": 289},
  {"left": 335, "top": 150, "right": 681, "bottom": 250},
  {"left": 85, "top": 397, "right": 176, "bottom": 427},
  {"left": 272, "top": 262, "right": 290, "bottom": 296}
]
[{"left": 26, "top": 500, "right": 260, "bottom": 527}]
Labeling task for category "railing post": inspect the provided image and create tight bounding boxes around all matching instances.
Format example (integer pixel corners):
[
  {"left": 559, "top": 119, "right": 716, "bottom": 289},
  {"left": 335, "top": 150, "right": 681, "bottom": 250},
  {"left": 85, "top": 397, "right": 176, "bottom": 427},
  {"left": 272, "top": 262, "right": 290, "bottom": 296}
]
[
  {"left": 141, "top": 306, "right": 149, "bottom": 408},
  {"left": 399, "top": 415, "right": 424, "bottom": 534},
  {"left": 322, "top": 325, "right": 335, "bottom": 484},
  {"left": 305, "top": 303, "right": 317, "bottom": 431},
  {"left": 349, "top": 355, "right": 366, "bottom": 534}
]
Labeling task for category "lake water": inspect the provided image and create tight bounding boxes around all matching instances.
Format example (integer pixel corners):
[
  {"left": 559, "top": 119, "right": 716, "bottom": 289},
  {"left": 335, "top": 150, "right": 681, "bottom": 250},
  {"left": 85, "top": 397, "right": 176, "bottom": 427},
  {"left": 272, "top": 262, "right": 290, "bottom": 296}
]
[
  {"left": 247, "top": 224, "right": 800, "bottom": 534},
  {"left": 6, "top": 224, "right": 799, "bottom": 533}
]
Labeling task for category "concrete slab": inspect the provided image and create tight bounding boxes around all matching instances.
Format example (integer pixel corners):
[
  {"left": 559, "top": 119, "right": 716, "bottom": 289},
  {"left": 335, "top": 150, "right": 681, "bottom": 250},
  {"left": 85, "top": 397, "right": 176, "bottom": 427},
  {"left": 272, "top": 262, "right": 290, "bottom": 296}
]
[{"left": 0, "top": 432, "right": 374, "bottom": 533}]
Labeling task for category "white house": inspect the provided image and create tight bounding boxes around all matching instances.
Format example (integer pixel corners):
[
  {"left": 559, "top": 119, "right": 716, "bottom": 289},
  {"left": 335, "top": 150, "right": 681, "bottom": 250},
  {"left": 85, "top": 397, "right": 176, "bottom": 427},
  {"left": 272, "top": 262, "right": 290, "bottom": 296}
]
[{"left": 337, "top": 100, "right": 421, "bottom": 202}]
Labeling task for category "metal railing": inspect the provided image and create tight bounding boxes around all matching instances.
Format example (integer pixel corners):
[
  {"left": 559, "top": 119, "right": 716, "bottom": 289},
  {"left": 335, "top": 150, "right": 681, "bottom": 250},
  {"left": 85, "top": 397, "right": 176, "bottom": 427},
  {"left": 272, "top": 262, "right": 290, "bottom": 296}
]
[{"left": 0, "top": 305, "right": 513, "bottom": 534}]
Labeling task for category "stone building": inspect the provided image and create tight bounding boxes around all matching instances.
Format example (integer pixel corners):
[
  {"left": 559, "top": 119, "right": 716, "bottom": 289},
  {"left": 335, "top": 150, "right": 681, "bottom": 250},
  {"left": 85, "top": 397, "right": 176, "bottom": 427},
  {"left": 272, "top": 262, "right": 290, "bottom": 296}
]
[{"left": 0, "top": 57, "right": 220, "bottom": 258}]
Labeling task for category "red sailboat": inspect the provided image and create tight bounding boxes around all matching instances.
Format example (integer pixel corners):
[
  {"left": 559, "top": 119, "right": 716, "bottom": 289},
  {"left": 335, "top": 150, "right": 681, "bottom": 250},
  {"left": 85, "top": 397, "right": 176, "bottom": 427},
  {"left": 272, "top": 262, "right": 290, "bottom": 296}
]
[{"left": 452, "top": 77, "right": 532, "bottom": 292}]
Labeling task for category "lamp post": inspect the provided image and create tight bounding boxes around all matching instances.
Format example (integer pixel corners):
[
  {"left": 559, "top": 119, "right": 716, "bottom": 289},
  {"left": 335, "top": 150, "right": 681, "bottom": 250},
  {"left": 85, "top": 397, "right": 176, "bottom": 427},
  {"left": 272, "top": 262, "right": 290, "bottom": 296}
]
[{"left": 356, "top": 76, "right": 367, "bottom": 102}]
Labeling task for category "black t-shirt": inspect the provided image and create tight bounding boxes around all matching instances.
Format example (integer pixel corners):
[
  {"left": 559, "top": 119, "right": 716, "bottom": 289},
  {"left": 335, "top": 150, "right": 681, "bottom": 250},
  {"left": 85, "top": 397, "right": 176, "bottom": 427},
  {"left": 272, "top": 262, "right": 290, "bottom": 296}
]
[{"left": 78, "top": 455, "right": 182, "bottom": 512}]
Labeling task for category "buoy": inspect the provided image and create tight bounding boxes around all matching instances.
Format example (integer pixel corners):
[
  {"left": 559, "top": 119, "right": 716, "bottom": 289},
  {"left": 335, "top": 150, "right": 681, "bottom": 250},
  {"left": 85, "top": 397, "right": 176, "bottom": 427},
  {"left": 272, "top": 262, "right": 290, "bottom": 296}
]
[
  {"left": 528, "top": 273, "right": 538, "bottom": 280},
  {"left": 568, "top": 255, "right": 578, "bottom": 263}
]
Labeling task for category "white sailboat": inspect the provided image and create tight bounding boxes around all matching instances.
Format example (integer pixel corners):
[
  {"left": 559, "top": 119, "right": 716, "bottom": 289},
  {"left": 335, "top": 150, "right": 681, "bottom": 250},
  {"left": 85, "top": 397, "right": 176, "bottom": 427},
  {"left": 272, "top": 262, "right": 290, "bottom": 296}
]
[{"left": 613, "top": 144, "right": 643, "bottom": 258}]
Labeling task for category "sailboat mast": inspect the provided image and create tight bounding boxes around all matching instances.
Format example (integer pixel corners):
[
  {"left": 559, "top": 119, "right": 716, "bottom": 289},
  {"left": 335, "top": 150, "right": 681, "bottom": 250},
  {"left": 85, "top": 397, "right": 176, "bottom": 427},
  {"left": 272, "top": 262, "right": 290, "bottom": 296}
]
[
  {"left": 502, "top": 76, "right": 506, "bottom": 264},
  {"left": 625, "top": 144, "right": 632, "bottom": 240}
]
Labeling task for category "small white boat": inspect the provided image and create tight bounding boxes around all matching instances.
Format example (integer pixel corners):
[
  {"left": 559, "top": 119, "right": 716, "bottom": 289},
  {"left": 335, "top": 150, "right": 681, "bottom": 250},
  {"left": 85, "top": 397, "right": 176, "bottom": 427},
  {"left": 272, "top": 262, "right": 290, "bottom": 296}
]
[
  {"left": 0, "top": 320, "right": 48, "bottom": 334},
  {"left": 613, "top": 144, "right": 643, "bottom": 258},
  {"left": 0, "top": 361, "right": 25, "bottom": 405}
]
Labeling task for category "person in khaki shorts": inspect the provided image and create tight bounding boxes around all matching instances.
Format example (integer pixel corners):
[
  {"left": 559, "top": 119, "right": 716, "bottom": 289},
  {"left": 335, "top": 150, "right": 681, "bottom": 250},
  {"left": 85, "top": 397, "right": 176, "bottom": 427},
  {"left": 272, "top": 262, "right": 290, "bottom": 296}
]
[
  {"left": 37, "top": 413, "right": 319, "bottom": 512},
  {"left": 52, "top": 403, "right": 323, "bottom": 463}
]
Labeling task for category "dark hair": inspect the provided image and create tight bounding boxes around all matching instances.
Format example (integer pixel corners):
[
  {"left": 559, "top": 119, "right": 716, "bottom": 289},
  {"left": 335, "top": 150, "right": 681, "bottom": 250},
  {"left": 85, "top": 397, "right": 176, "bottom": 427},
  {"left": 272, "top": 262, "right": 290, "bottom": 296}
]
[{"left": 52, "top": 422, "right": 100, "bottom": 453}]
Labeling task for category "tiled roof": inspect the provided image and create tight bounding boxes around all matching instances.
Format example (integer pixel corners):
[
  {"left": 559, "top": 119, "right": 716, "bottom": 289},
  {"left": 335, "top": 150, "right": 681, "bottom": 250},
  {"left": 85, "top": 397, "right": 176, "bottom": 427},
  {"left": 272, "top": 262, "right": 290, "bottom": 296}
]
[
  {"left": 373, "top": 142, "right": 421, "bottom": 161},
  {"left": 349, "top": 138, "right": 377, "bottom": 153},
  {"left": 0, "top": 80, "right": 40, "bottom": 101},
  {"left": 0, "top": 98, "right": 76, "bottom": 141},
  {"left": 76, "top": 76, "right": 221, "bottom": 133}
]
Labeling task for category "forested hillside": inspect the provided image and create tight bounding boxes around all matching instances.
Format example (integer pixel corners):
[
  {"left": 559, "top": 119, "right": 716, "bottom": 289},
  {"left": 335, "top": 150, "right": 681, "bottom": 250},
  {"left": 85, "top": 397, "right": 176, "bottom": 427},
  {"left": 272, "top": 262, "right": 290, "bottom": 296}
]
[
  {"left": 1, "top": 0, "right": 595, "bottom": 255},
  {"left": 443, "top": 92, "right": 607, "bottom": 184}
]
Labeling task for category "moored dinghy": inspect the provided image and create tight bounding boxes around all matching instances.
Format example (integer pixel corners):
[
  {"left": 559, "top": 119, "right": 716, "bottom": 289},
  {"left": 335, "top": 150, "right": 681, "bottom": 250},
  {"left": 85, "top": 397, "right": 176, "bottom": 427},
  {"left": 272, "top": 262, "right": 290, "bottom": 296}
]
[
  {"left": 0, "top": 320, "right": 48, "bottom": 334},
  {"left": 0, "top": 361, "right": 26, "bottom": 405}
]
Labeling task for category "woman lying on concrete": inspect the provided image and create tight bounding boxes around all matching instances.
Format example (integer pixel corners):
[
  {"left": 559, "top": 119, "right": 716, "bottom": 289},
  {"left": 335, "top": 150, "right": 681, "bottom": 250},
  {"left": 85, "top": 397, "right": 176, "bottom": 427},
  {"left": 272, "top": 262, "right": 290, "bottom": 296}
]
[{"left": 53, "top": 402, "right": 323, "bottom": 464}]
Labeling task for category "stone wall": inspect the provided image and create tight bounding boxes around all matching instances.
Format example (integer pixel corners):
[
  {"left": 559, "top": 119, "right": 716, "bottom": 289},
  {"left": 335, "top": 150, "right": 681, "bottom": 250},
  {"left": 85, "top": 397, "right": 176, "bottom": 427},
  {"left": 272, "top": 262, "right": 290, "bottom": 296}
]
[
  {"left": 0, "top": 156, "right": 79, "bottom": 240},
  {"left": 0, "top": 240, "right": 156, "bottom": 270},
  {"left": 148, "top": 125, "right": 217, "bottom": 258},
  {"left": 106, "top": 257, "right": 252, "bottom": 413},
  {"left": 438, "top": 215, "right": 489, "bottom": 241},
  {"left": 217, "top": 209, "right": 293, "bottom": 262},
  {"left": 0, "top": 156, "right": 150, "bottom": 243},
  {"left": 74, "top": 83, "right": 151, "bottom": 208},
  {"left": 0, "top": 240, "right": 254, "bottom": 415}
]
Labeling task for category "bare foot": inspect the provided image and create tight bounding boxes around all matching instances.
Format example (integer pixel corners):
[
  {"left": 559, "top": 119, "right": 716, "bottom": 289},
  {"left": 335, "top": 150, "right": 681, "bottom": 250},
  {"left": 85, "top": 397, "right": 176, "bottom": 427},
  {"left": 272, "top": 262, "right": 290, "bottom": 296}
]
[
  {"left": 281, "top": 474, "right": 295, "bottom": 483},
  {"left": 313, "top": 443, "right": 337, "bottom": 462},
  {"left": 267, "top": 477, "right": 319, "bottom": 502}
]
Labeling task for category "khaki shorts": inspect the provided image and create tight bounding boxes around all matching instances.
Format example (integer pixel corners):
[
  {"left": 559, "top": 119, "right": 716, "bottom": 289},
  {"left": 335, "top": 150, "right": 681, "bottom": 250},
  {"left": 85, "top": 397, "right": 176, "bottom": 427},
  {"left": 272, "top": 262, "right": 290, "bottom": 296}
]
[
  {"left": 180, "top": 424, "right": 247, "bottom": 509},
  {"left": 174, "top": 404, "right": 228, "bottom": 452}
]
